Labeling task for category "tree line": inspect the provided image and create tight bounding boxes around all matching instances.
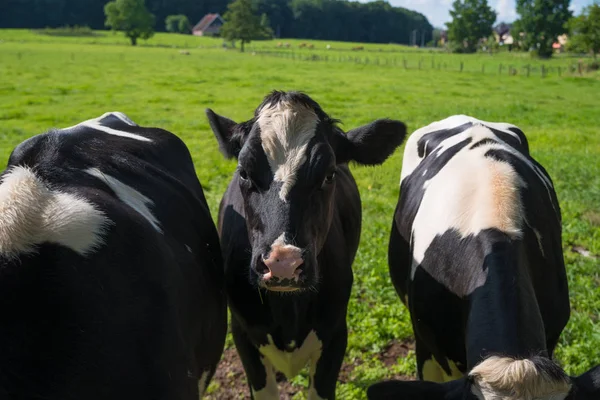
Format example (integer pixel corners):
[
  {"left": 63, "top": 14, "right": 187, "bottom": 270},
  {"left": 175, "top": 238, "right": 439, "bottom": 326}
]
[
  {"left": 0, "top": 0, "right": 433, "bottom": 45},
  {"left": 446, "top": 0, "right": 600, "bottom": 59}
]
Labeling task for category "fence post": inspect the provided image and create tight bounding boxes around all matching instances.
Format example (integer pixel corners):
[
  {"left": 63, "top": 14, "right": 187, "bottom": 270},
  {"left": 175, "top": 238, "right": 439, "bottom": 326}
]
[
  {"left": 526, "top": 64, "right": 530, "bottom": 77},
  {"left": 481, "top": 64, "right": 485, "bottom": 73},
  {"left": 460, "top": 61, "right": 464, "bottom": 72},
  {"left": 403, "top": 58, "right": 407, "bottom": 69},
  {"left": 541, "top": 65, "right": 546, "bottom": 78},
  {"left": 499, "top": 64, "right": 503, "bottom": 74},
  {"left": 558, "top": 66, "right": 562, "bottom": 77}
]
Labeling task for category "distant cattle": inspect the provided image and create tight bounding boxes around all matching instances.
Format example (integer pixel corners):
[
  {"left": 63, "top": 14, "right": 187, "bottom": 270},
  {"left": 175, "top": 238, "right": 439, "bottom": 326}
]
[
  {"left": 206, "top": 91, "right": 407, "bottom": 399},
  {"left": 0, "top": 112, "right": 227, "bottom": 400},
  {"left": 299, "top": 42, "right": 307, "bottom": 48},
  {"left": 368, "top": 115, "right": 600, "bottom": 399},
  {"left": 308, "top": 44, "right": 314, "bottom": 49},
  {"left": 352, "top": 46, "right": 364, "bottom": 51}
]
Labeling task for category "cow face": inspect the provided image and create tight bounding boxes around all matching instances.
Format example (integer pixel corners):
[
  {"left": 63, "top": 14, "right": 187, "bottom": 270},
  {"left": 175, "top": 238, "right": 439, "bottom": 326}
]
[{"left": 207, "top": 91, "right": 406, "bottom": 292}]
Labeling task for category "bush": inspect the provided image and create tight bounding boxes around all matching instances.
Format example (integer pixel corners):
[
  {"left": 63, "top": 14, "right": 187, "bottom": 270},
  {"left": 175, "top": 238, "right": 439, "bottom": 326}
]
[
  {"left": 34, "top": 25, "right": 98, "bottom": 37},
  {"left": 165, "top": 15, "right": 191, "bottom": 34}
]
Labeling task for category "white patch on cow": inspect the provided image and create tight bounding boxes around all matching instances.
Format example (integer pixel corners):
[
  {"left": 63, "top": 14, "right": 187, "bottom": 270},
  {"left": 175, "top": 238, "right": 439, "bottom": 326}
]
[
  {"left": 64, "top": 112, "right": 151, "bottom": 142},
  {"left": 197, "top": 370, "right": 209, "bottom": 398},
  {"left": 109, "top": 111, "right": 137, "bottom": 126},
  {"left": 185, "top": 244, "right": 193, "bottom": 253},
  {"left": 0, "top": 166, "right": 110, "bottom": 258},
  {"left": 410, "top": 143, "right": 527, "bottom": 281},
  {"left": 469, "top": 356, "right": 571, "bottom": 400},
  {"left": 85, "top": 168, "right": 162, "bottom": 233},
  {"left": 258, "top": 100, "right": 318, "bottom": 201},
  {"left": 400, "top": 115, "right": 523, "bottom": 182},
  {"left": 252, "top": 356, "right": 279, "bottom": 400},
  {"left": 259, "top": 330, "right": 323, "bottom": 381}
]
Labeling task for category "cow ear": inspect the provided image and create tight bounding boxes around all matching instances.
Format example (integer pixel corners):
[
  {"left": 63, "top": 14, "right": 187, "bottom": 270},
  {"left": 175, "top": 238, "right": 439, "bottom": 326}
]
[
  {"left": 367, "top": 379, "right": 471, "bottom": 400},
  {"left": 205, "top": 108, "right": 245, "bottom": 159},
  {"left": 335, "top": 119, "right": 407, "bottom": 165}
]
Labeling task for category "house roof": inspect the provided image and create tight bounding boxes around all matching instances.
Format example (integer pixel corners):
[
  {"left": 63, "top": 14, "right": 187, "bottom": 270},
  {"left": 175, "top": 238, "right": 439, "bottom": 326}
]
[{"left": 193, "top": 13, "right": 222, "bottom": 32}]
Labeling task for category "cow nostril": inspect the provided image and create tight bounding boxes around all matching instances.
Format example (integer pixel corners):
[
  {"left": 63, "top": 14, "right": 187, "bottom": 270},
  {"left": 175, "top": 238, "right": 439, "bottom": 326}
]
[{"left": 255, "top": 260, "right": 270, "bottom": 275}]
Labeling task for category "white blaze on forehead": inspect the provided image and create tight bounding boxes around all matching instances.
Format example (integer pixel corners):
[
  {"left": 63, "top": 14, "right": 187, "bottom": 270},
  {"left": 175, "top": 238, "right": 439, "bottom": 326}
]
[
  {"left": 63, "top": 112, "right": 151, "bottom": 142},
  {"left": 0, "top": 166, "right": 110, "bottom": 258},
  {"left": 258, "top": 100, "right": 319, "bottom": 201},
  {"left": 85, "top": 168, "right": 163, "bottom": 233}
]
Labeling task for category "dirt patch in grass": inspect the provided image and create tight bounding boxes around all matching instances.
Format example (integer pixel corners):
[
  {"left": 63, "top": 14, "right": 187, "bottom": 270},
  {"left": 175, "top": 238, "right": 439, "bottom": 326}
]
[
  {"left": 206, "top": 340, "right": 416, "bottom": 398},
  {"left": 205, "top": 347, "right": 302, "bottom": 399}
]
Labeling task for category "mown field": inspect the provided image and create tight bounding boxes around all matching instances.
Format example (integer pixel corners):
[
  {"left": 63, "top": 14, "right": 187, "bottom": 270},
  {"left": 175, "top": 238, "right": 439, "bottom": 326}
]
[{"left": 0, "top": 30, "right": 599, "bottom": 399}]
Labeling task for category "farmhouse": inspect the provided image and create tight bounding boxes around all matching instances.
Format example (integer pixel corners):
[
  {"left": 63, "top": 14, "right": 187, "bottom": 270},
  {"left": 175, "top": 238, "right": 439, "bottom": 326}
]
[{"left": 192, "top": 13, "right": 224, "bottom": 36}]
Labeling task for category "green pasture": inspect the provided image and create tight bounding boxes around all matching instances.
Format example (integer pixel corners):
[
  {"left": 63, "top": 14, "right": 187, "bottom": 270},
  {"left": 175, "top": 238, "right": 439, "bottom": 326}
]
[{"left": 0, "top": 30, "right": 598, "bottom": 399}]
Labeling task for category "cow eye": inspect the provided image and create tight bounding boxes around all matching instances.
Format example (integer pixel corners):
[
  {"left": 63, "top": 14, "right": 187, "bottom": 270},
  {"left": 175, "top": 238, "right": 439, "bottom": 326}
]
[
  {"left": 322, "top": 170, "right": 336, "bottom": 188},
  {"left": 239, "top": 168, "right": 249, "bottom": 181}
]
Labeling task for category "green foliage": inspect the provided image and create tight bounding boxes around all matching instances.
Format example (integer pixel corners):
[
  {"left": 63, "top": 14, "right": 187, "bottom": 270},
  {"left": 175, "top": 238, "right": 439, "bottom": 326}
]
[
  {"left": 0, "top": 0, "right": 433, "bottom": 45},
  {"left": 165, "top": 15, "right": 191, "bottom": 34},
  {"left": 447, "top": 0, "right": 496, "bottom": 53},
  {"left": 34, "top": 25, "right": 97, "bottom": 37},
  {"left": 221, "top": 0, "right": 270, "bottom": 52},
  {"left": 569, "top": 3, "right": 600, "bottom": 58},
  {"left": 260, "top": 13, "right": 274, "bottom": 39},
  {"left": 516, "top": 0, "right": 572, "bottom": 58},
  {"left": 1, "top": 31, "right": 599, "bottom": 398},
  {"left": 104, "top": 0, "right": 155, "bottom": 46}
]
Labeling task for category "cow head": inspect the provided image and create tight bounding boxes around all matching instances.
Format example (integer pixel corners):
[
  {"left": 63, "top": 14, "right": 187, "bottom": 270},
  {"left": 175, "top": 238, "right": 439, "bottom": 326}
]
[
  {"left": 367, "top": 357, "right": 600, "bottom": 400},
  {"left": 207, "top": 91, "right": 406, "bottom": 292}
]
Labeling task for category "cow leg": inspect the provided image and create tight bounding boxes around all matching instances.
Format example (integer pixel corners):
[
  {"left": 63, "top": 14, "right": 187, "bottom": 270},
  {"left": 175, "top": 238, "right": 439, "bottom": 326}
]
[
  {"left": 231, "top": 320, "right": 278, "bottom": 400},
  {"left": 309, "top": 325, "right": 347, "bottom": 400}
]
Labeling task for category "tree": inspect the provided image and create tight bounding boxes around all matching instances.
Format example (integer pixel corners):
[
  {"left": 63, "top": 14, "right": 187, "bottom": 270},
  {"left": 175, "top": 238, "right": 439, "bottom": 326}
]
[
  {"left": 260, "top": 13, "right": 274, "bottom": 38},
  {"left": 515, "top": 0, "right": 571, "bottom": 58},
  {"left": 104, "top": 0, "right": 155, "bottom": 46},
  {"left": 568, "top": 3, "right": 600, "bottom": 59},
  {"left": 446, "top": 0, "right": 496, "bottom": 53},
  {"left": 165, "top": 14, "right": 191, "bottom": 34},
  {"left": 220, "top": 0, "right": 270, "bottom": 52}
]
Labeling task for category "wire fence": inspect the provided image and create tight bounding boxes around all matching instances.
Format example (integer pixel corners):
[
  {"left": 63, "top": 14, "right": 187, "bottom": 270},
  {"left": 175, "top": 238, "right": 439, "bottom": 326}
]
[{"left": 249, "top": 49, "right": 598, "bottom": 78}]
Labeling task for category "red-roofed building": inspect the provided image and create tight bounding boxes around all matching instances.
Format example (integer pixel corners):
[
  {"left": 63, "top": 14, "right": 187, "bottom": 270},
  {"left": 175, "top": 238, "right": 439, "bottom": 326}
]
[{"left": 192, "top": 13, "right": 224, "bottom": 36}]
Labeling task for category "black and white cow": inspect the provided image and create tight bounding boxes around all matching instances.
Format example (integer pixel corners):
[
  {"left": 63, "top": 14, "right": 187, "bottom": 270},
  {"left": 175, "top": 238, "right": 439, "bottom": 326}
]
[
  {"left": 0, "top": 113, "right": 227, "bottom": 400},
  {"left": 206, "top": 91, "right": 407, "bottom": 399},
  {"left": 368, "top": 115, "right": 600, "bottom": 399}
]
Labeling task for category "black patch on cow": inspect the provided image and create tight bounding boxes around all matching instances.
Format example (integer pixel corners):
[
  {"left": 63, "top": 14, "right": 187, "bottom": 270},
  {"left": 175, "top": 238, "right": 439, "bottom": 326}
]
[
  {"left": 488, "top": 126, "right": 527, "bottom": 153},
  {"left": 507, "top": 126, "right": 530, "bottom": 154},
  {"left": 417, "top": 122, "right": 473, "bottom": 158},
  {"left": 469, "top": 138, "right": 498, "bottom": 150}
]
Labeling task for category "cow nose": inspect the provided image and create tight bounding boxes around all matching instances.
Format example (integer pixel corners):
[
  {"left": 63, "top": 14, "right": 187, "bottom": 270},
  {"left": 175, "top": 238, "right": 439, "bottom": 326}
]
[{"left": 261, "top": 246, "right": 304, "bottom": 281}]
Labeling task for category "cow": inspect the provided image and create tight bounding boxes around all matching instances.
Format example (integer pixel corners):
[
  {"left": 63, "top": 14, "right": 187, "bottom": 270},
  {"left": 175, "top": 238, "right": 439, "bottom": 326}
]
[
  {"left": 205, "top": 91, "right": 407, "bottom": 399},
  {"left": 367, "top": 115, "right": 600, "bottom": 399},
  {"left": 0, "top": 112, "right": 227, "bottom": 400}
]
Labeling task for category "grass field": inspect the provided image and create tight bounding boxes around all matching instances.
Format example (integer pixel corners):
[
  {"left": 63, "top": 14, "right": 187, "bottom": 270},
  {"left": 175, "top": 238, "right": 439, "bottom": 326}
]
[{"left": 1, "top": 30, "right": 599, "bottom": 399}]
